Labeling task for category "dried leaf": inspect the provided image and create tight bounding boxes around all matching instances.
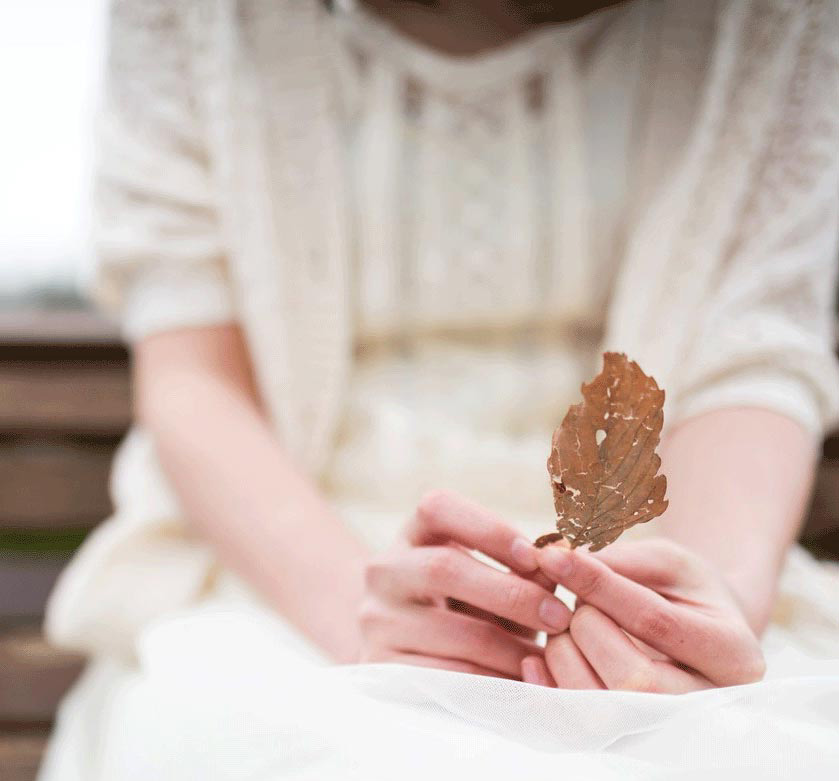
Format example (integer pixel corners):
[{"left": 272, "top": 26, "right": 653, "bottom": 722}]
[{"left": 535, "top": 352, "right": 668, "bottom": 552}]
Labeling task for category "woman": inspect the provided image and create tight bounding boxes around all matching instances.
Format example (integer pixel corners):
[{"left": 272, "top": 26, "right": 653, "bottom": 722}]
[{"left": 40, "top": 0, "right": 839, "bottom": 778}]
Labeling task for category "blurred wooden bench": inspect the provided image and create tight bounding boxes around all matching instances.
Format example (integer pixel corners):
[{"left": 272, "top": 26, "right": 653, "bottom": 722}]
[
  {"left": 0, "top": 305, "right": 837, "bottom": 778},
  {"left": 0, "top": 307, "right": 130, "bottom": 780}
]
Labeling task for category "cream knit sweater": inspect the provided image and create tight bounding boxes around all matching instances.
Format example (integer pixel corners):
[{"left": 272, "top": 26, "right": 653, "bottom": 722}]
[
  {"left": 40, "top": 0, "right": 839, "bottom": 673},
  {"left": 34, "top": 9, "right": 839, "bottom": 765},
  {"left": 91, "top": 0, "right": 839, "bottom": 480}
]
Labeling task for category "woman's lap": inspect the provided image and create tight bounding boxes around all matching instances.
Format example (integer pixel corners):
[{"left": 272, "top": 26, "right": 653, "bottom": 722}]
[{"left": 40, "top": 573, "right": 839, "bottom": 780}]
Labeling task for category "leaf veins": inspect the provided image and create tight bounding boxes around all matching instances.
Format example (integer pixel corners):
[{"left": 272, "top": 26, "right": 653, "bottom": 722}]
[{"left": 535, "top": 352, "right": 669, "bottom": 552}]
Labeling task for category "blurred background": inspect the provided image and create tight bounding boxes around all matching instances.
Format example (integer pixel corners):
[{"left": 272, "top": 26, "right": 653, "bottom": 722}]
[
  {"left": 0, "top": 1, "right": 837, "bottom": 778},
  {"left": 0, "top": 1, "right": 124, "bottom": 777}
]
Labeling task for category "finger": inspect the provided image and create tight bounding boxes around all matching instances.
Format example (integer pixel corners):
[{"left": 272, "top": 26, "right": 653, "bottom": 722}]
[
  {"left": 538, "top": 545, "right": 685, "bottom": 649},
  {"left": 570, "top": 605, "right": 712, "bottom": 694},
  {"left": 375, "top": 545, "right": 571, "bottom": 633},
  {"left": 446, "top": 540, "right": 556, "bottom": 593},
  {"left": 408, "top": 489, "right": 540, "bottom": 574},
  {"left": 372, "top": 603, "right": 544, "bottom": 678},
  {"left": 537, "top": 545, "right": 753, "bottom": 683},
  {"left": 539, "top": 549, "right": 734, "bottom": 677},
  {"left": 448, "top": 542, "right": 556, "bottom": 594},
  {"left": 588, "top": 539, "right": 702, "bottom": 590},
  {"left": 576, "top": 594, "right": 671, "bottom": 660},
  {"left": 590, "top": 541, "right": 744, "bottom": 618},
  {"left": 381, "top": 652, "right": 518, "bottom": 680},
  {"left": 447, "top": 554, "right": 560, "bottom": 639},
  {"left": 526, "top": 568, "right": 559, "bottom": 593},
  {"left": 521, "top": 655, "right": 557, "bottom": 687},
  {"left": 544, "top": 632, "right": 604, "bottom": 689}
]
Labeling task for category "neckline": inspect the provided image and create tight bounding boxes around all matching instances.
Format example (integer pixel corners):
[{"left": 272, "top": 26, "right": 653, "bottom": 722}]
[{"left": 331, "top": 0, "right": 618, "bottom": 90}]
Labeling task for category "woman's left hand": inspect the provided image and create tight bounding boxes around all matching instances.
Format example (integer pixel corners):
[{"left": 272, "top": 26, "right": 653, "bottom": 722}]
[{"left": 521, "top": 538, "right": 766, "bottom": 693}]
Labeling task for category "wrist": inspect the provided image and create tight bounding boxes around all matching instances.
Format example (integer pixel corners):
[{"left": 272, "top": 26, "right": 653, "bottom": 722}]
[
  {"left": 270, "top": 545, "right": 370, "bottom": 665},
  {"left": 658, "top": 531, "right": 776, "bottom": 637},
  {"left": 718, "top": 566, "right": 776, "bottom": 637},
  {"left": 323, "top": 551, "right": 370, "bottom": 664}
]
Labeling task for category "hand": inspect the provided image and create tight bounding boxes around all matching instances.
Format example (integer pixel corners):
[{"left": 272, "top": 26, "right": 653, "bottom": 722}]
[
  {"left": 358, "top": 490, "right": 572, "bottom": 678},
  {"left": 521, "top": 538, "right": 766, "bottom": 692}
]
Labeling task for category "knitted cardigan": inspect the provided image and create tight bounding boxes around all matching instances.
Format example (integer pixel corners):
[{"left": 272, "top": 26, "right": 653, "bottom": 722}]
[{"left": 94, "top": 0, "right": 839, "bottom": 478}]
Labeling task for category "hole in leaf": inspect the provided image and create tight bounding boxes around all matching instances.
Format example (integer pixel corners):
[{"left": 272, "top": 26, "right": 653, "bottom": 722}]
[{"left": 595, "top": 429, "right": 606, "bottom": 446}]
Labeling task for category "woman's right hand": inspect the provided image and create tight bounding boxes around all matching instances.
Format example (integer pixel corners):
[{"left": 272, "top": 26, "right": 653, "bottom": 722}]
[{"left": 357, "top": 490, "right": 571, "bottom": 679}]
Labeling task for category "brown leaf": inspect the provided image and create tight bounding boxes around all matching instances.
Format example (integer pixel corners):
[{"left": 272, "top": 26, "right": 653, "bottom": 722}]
[{"left": 535, "top": 352, "right": 668, "bottom": 552}]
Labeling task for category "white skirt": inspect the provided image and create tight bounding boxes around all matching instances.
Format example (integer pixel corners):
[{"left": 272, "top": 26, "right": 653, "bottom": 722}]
[
  {"left": 39, "top": 548, "right": 839, "bottom": 781},
  {"left": 38, "top": 342, "right": 839, "bottom": 779}
]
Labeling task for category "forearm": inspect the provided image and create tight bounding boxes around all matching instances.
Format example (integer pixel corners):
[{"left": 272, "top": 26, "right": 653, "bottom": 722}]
[
  {"left": 657, "top": 407, "right": 819, "bottom": 635},
  {"left": 137, "top": 351, "right": 369, "bottom": 664}
]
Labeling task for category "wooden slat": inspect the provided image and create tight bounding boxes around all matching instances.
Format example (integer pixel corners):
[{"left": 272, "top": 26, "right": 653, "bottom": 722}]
[
  {"left": 0, "top": 627, "right": 84, "bottom": 725},
  {"left": 0, "top": 555, "right": 70, "bottom": 621},
  {"left": 803, "top": 461, "right": 839, "bottom": 540},
  {"left": 823, "top": 432, "right": 839, "bottom": 460},
  {"left": 0, "top": 361, "right": 131, "bottom": 435},
  {"left": 0, "top": 732, "right": 49, "bottom": 781},
  {"left": 0, "top": 308, "right": 120, "bottom": 347},
  {"left": 0, "top": 440, "right": 113, "bottom": 529}
]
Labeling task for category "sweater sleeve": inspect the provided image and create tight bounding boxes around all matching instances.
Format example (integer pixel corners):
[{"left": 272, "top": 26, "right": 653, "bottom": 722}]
[
  {"left": 91, "top": 0, "right": 236, "bottom": 342},
  {"left": 669, "top": 3, "right": 839, "bottom": 440},
  {"left": 606, "top": 2, "right": 839, "bottom": 442}
]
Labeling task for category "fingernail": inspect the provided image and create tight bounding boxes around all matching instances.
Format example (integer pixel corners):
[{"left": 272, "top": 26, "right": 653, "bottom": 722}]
[
  {"left": 539, "top": 597, "right": 569, "bottom": 631},
  {"left": 541, "top": 547, "right": 573, "bottom": 577},
  {"left": 511, "top": 537, "right": 538, "bottom": 571}
]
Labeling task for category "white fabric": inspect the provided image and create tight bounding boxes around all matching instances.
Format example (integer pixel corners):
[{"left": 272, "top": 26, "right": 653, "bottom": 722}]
[
  {"left": 325, "top": 339, "right": 611, "bottom": 559},
  {"left": 40, "top": 551, "right": 839, "bottom": 781},
  {"left": 39, "top": 1, "right": 839, "bottom": 778}
]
